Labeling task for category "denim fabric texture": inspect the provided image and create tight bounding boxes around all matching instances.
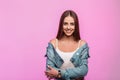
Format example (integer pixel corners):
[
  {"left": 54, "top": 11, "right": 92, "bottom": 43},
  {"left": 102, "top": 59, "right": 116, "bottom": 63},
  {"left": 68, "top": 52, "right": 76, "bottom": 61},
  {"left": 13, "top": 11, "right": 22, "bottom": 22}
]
[{"left": 45, "top": 42, "right": 90, "bottom": 80}]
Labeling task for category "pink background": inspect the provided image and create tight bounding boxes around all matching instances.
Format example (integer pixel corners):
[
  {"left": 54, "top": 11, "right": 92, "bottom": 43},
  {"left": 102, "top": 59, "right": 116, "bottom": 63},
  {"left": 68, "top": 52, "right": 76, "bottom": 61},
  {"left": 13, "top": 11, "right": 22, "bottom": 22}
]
[{"left": 0, "top": 0, "right": 120, "bottom": 80}]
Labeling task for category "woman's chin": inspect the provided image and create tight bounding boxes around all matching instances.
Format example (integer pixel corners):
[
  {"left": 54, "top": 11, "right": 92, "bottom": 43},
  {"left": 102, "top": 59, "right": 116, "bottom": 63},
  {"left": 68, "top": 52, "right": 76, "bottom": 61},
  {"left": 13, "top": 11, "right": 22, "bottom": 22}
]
[{"left": 65, "top": 34, "right": 73, "bottom": 37}]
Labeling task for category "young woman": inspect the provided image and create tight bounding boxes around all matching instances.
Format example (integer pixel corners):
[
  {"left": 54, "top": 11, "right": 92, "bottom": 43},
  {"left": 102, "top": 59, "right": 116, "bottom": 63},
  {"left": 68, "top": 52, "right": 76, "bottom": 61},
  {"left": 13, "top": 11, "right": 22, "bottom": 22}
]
[{"left": 45, "top": 10, "right": 90, "bottom": 80}]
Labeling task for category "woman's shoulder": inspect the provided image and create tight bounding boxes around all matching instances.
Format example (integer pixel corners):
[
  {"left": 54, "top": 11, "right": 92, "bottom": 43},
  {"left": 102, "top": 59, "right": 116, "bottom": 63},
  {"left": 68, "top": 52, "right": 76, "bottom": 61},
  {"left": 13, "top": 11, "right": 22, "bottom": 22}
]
[
  {"left": 49, "top": 38, "right": 56, "bottom": 48},
  {"left": 79, "top": 39, "right": 87, "bottom": 47},
  {"left": 80, "top": 39, "right": 87, "bottom": 44}
]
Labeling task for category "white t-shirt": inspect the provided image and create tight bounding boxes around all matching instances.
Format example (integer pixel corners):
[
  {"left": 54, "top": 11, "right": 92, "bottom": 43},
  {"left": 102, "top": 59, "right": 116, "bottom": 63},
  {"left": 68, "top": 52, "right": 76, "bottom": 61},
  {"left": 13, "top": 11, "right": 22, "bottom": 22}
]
[{"left": 55, "top": 39, "right": 80, "bottom": 70}]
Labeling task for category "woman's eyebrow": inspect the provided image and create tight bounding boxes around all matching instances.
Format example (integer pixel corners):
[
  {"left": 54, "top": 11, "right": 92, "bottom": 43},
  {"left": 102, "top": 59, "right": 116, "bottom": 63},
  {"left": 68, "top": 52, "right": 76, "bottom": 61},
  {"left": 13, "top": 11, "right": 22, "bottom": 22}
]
[{"left": 63, "top": 22, "right": 68, "bottom": 24}]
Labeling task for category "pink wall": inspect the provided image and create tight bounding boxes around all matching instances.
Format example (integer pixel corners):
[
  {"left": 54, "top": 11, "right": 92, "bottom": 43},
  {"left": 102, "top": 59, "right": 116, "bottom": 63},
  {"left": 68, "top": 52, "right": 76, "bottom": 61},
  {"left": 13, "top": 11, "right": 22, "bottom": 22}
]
[{"left": 0, "top": 0, "right": 120, "bottom": 80}]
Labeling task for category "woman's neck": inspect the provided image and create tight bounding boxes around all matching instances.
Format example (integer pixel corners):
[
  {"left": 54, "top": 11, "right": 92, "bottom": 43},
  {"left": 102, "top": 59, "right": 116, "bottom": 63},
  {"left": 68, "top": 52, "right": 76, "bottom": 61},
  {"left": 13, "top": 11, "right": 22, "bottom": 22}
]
[{"left": 61, "top": 35, "right": 75, "bottom": 42}]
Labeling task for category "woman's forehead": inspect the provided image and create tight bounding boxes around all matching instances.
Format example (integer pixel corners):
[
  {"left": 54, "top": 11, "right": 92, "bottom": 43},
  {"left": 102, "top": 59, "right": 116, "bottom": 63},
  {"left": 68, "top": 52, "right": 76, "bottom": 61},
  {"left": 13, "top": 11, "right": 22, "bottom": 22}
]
[{"left": 64, "top": 16, "right": 74, "bottom": 22}]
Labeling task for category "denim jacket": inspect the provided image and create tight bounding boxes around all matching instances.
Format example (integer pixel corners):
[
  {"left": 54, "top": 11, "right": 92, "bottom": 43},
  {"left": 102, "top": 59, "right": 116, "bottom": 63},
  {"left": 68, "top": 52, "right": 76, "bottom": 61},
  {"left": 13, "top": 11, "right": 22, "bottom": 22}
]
[{"left": 45, "top": 42, "right": 90, "bottom": 80}]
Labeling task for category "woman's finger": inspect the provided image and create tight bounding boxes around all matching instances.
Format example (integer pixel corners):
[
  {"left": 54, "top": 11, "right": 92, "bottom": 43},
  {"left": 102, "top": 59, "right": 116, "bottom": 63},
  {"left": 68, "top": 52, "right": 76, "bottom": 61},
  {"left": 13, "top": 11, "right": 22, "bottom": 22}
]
[{"left": 47, "top": 65, "right": 52, "bottom": 70}]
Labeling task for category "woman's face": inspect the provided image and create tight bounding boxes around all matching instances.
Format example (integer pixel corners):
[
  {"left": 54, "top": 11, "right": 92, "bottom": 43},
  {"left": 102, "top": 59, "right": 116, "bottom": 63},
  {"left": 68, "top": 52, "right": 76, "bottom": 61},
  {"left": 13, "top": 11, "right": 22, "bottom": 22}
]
[{"left": 63, "top": 15, "right": 75, "bottom": 37}]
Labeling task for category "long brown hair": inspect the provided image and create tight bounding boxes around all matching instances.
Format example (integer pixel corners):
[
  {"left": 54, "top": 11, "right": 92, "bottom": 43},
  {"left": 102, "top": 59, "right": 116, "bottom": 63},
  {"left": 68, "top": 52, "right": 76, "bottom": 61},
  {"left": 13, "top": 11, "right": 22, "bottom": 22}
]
[{"left": 56, "top": 10, "right": 81, "bottom": 41}]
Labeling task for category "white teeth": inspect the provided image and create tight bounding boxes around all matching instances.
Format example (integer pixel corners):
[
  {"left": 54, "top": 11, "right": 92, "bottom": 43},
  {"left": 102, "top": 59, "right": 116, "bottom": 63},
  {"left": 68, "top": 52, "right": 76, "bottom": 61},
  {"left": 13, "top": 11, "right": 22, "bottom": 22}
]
[{"left": 66, "top": 30, "right": 71, "bottom": 33}]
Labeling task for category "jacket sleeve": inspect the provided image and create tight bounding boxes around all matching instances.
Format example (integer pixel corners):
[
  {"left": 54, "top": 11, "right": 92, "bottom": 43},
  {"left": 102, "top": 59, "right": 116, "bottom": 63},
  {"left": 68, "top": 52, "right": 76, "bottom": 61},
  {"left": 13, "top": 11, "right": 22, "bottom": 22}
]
[
  {"left": 60, "top": 46, "right": 90, "bottom": 79},
  {"left": 45, "top": 45, "right": 70, "bottom": 80},
  {"left": 45, "top": 44, "right": 71, "bottom": 80},
  {"left": 45, "top": 45, "right": 57, "bottom": 70}
]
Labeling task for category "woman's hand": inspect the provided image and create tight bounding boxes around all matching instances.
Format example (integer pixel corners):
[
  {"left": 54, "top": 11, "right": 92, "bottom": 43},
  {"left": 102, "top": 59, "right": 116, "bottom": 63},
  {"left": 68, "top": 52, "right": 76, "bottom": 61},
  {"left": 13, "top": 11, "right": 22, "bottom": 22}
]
[{"left": 45, "top": 65, "right": 59, "bottom": 79}]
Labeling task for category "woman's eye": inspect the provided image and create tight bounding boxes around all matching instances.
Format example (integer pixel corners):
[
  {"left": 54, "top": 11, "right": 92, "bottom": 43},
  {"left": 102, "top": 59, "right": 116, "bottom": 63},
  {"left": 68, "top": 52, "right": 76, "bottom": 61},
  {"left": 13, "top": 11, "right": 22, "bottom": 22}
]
[
  {"left": 63, "top": 22, "right": 68, "bottom": 25},
  {"left": 70, "top": 23, "right": 75, "bottom": 26}
]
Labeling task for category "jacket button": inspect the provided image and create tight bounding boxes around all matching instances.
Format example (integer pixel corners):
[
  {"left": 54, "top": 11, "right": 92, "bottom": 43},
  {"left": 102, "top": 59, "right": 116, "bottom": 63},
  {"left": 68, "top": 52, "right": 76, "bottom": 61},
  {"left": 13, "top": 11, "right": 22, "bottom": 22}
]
[{"left": 76, "top": 53, "right": 79, "bottom": 55}]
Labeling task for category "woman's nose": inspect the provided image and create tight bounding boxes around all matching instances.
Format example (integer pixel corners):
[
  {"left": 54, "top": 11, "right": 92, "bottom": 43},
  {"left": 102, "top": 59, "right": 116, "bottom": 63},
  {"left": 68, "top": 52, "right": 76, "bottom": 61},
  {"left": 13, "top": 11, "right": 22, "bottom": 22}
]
[{"left": 67, "top": 25, "right": 70, "bottom": 29}]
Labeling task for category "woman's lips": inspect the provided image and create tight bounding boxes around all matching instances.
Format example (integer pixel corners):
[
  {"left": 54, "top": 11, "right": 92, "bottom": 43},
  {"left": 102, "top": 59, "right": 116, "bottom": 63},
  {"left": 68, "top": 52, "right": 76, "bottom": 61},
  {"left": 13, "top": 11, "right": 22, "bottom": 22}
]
[{"left": 65, "top": 29, "right": 73, "bottom": 33}]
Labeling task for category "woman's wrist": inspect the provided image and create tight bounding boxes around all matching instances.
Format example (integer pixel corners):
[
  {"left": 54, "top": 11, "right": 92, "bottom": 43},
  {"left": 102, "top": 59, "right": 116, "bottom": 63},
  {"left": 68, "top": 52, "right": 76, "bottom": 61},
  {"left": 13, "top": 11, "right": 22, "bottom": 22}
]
[{"left": 57, "top": 70, "right": 61, "bottom": 78}]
